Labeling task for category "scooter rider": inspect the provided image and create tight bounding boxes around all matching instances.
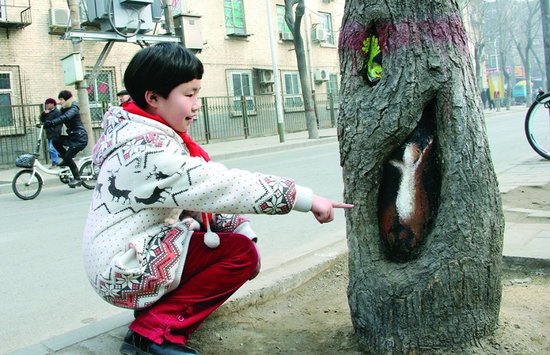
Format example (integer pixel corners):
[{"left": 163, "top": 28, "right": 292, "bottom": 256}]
[{"left": 43, "top": 90, "right": 88, "bottom": 188}]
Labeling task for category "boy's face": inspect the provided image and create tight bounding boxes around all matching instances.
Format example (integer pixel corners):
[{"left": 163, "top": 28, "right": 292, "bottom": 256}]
[{"left": 152, "top": 79, "right": 202, "bottom": 133}]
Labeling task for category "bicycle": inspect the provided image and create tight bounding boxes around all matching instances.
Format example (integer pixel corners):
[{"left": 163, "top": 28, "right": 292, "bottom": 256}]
[
  {"left": 525, "top": 92, "right": 550, "bottom": 160},
  {"left": 12, "top": 123, "right": 98, "bottom": 200}
]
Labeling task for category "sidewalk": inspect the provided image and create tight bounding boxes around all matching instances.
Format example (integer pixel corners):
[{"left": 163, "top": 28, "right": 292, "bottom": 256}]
[{"left": 5, "top": 127, "right": 550, "bottom": 355}]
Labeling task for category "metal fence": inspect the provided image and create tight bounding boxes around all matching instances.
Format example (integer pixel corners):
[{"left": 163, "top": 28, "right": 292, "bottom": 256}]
[
  {"left": 0, "top": 103, "right": 46, "bottom": 170},
  {"left": 0, "top": 93, "right": 339, "bottom": 169}
]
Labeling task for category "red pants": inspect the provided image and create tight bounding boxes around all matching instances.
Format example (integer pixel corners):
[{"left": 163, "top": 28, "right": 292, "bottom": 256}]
[{"left": 129, "top": 232, "right": 259, "bottom": 345}]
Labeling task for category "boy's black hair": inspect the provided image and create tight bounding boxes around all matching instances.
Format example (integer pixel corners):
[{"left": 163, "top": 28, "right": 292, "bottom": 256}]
[
  {"left": 124, "top": 43, "right": 204, "bottom": 109},
  {"left": 58, "top": 90, "right": 73, "bottom": 100}
]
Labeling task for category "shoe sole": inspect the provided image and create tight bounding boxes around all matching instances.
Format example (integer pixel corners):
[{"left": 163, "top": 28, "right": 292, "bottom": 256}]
[{"left": 120, "top": 342, "right": 153, "bottom": 355}]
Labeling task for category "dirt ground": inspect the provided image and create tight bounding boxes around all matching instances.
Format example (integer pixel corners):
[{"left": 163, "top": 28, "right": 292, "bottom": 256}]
[{"left": 190, "top": 183, "right": 550, "bottom": 354}]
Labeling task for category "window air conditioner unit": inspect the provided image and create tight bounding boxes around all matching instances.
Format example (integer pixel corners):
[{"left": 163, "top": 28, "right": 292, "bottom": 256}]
[
  {"left": 49, "top": 8, "right": 70, "bottom": 34},
  {"left": 312, "top": 26, "right": 326, "bottom": 42},
  {"left": 49, "top": 8, "right": 70, "bottom": 27},
  {"left": 280, "top": 32, "right": 293, "bottom": 41},
  {"left": 314, "top": 68, "right": 329, "bottom": 82},
  {"left": 259, "top": 70, "right": 274, "bottom": 84}
]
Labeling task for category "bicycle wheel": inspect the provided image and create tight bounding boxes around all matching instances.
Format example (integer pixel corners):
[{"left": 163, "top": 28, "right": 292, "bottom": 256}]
[
  {"left": 12, "top": 169, "right": 43, "bottom": 200},
  {"left": 525, "top": 93, "right": 550, "bottom": 160},
  {"left": 79, "top": 160, "right": 97, "bottom": 190}
]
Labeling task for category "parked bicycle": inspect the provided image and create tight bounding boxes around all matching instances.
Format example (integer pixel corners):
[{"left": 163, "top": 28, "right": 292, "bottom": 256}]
[
  {"left": 525, "top": 92, "right": 550, "bottom": 160},
  {"left": 12, "top": 124, "right": 98, "bottom": 200}
]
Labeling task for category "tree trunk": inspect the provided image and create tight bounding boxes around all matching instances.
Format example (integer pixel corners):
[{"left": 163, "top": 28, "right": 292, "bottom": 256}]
[
  {"left": 525, "top": 47, "right": 533, "bottom": 106},
  {"left": 499, "top": 50, "right": 512, "bottom": 110},
  {"left": 338, "top": 0, "right": 504, "bottom": 353},
  {"left": 69, "top": 0, "right": 95, "bottom": 153},
  {"left": 541, "top": 0, "right": 550, "bottom": 91},
  {"left": 474, "top": 43, "right": 485, "bottom": 92},
  {"left": 285, "top": 0, "right": 319, "bottom": 139}
]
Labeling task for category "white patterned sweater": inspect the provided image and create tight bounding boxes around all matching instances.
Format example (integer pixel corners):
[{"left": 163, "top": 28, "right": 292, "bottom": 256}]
[{"left": 83, "top": 107, "right": 313, "bottom": 310}]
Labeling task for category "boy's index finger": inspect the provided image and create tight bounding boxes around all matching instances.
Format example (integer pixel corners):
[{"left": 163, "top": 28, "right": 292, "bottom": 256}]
[{"left": 333, "top": 202, "right": 354, "bottom": 209}]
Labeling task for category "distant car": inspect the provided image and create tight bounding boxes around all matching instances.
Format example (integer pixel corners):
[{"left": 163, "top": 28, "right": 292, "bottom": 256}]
[{"left": 512, "top": 84, "right": 527, "bottom": 104}]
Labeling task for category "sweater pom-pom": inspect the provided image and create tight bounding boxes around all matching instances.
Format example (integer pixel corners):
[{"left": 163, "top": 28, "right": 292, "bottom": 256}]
[{"left": 204, "top": 231, "right": 220, "bottom": 248}]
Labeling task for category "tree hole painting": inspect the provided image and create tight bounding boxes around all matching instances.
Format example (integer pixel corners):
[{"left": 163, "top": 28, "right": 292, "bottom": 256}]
[{"left": 378, "top": 103, "right": 440, "bottom": 262}]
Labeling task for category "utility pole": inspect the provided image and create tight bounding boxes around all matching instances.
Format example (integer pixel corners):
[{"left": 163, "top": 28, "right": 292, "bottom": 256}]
[
  {"left": 68, "top": 0, "right": 94, "bottom": 153},
  {"left": 541, "top": 0, "right": 550, "bottom": 90},
  {"left": 162, "top": 0, "right": 175, "bottom": 35},
  {"left": 265, "top": 0, "right": 285, "bottom": 142}
]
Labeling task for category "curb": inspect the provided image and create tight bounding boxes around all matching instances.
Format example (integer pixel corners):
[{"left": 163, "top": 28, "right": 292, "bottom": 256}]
[
  {"left": 208, "top": 135, "right": 338, "bottom": 162},
  {"left": 502, "top": 255, "right": 550, "bottom": 274}
]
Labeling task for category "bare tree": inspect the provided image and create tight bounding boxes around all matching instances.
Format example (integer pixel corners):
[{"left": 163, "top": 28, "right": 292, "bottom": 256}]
[
  {"left": 338, "top": 0, "right": 504, "bottom": 353},
  {"left": 509, "top": 0, "right": 542, "bottom": 105},
  {"left": 495, "top": 0, "right": 515, "bottom": 109},
  {"left": 284, "top": 0, "right": 319, "bottom": 139},
  {"left": 461, "top": 0, "right": 490, "bottom": 92}
]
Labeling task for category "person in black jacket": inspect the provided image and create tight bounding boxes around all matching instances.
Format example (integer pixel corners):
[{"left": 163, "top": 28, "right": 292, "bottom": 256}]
[
  {"left": 117, "top": 89, "right": 131, "bottom": 105},
  {"left": 44, "top": 90, "right": 89, "bottom": 188},
  {"left": 39, "top": 98, "right": 63, "bottom": 167}
]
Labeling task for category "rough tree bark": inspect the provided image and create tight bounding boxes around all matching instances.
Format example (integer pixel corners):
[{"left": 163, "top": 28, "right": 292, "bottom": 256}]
[
  {"left": 284, "top": 0, "right": 319, "bottom": 139},
  {"left": 338, "top": 0, "right": 505, "bottom": 353}
]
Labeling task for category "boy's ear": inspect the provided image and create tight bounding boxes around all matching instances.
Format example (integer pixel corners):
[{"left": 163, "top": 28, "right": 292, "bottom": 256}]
[{"left": 144, "top": 90, "right": 160, "bottom": 107}]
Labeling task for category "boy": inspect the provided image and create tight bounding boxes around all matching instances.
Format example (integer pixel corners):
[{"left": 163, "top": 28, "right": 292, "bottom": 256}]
[
  {"left": 39, "top": 98, "right": 62, "bottom": 167},
  {"left": 83, "top": 42, "right": 352, "bottom": 355}
]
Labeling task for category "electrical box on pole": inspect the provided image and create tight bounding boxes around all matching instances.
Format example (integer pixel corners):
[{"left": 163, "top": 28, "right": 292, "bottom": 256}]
[
  {"left": 61, "top": 52, "right": 84, "bottom": 85},
  {"left": 173, "top": 14, "right": 203, "bottom": 52}
]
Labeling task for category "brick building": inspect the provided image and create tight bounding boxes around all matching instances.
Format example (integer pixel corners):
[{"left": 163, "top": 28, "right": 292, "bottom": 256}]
[
  {"left": 0, "top": 0, "right": 343, "bottom": 116},
  {"left": 0, "top": 0, "right": 343, "bottom": 166}
]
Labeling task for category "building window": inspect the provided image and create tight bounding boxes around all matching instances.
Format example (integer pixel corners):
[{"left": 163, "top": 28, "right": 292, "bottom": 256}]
[
  {"left": 283, "top": 71, "right": 304, "bottom": 112},
  {"left": 277, "top": 5, "right": 293, "bottom": 41},
  {"left": 86, "top": 67, "right": 116, "bottom": 123},
  {"left": 228, "top": 70, "right": 256, "bottom": 115},
  {"left": 328, "top": 73, "right": 339, "bottom": 98},
  {"left": 224, "top": 0, "right": 246, "bottom": 36},
  {"left": 0, "top": 72, "right": 13, "bottom": 128},
  {"left": 318, "top": 12, "right": 334, "bottom": 45},
  {"left": 0, "top": 0, "right": 6, "bottom": 22},
  {"left": 327, "top": 73, "right": 339, "bottom": 108}
]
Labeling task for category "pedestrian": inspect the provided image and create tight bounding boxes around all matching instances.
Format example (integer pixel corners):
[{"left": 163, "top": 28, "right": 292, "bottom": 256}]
[
  {"left": 83, "top": 42, "right": 353, "bottom": 355},
  {"left": 495, "top": 90, "right": 501, "bottom": 112},
  {"left": 487, "top": 88, "right": 494, "bottom": 110},
  {"left": 39, "top": 98, "right": 62, "bottom": 167},
  {"left": 117, "top": 88, "right": 131, "bottom": 105},
  {"left": 481, "top": 89, "right": 488, "bottom": 110},
  {"left": 42, "top": 90, "right": 88, "bottom": 188}
]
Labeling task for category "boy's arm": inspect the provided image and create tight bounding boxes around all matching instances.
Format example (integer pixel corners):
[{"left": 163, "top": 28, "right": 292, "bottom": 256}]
[{"left": 129, "top": 143, "right": 313, "bottom": 216}]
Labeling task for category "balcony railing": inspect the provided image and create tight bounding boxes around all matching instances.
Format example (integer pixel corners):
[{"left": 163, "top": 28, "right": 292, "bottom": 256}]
[{"left": 0, "top": 1, "right": 32, "bottom": 29}]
